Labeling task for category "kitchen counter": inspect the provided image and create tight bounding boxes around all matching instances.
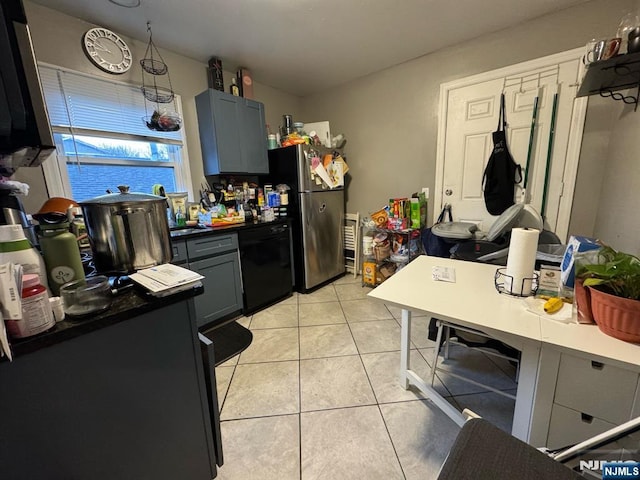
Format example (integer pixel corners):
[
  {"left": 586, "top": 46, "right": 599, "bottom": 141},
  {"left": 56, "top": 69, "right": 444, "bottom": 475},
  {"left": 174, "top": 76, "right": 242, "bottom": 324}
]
[
  {"left": 0, "top": 283, "right": 221, "bottom": 479},
  {"left": 169, "top": 218, "right": 289, "bottom": 239},
  {"left": 6, "top": 284, "right": 204, "bottom": 358}
]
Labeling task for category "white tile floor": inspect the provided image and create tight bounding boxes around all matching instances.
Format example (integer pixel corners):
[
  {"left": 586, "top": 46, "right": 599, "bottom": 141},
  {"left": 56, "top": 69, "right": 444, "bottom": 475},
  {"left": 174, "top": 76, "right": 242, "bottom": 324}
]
[{"left": 214, "top": 274, "right": 517, "bottom": 480}]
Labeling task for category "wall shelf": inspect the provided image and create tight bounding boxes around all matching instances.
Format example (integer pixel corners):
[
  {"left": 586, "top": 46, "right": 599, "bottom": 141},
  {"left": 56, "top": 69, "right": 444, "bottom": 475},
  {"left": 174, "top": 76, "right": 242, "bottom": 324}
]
[{"left": 577, "top": 51, "right": 640, "bottom": 111}]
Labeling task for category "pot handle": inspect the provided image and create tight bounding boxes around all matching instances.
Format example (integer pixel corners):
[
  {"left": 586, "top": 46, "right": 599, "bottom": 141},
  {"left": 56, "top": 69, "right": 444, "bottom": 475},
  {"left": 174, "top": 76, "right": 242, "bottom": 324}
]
[{"left": 114, "top": 207, "right": 150, "bottom": 216}]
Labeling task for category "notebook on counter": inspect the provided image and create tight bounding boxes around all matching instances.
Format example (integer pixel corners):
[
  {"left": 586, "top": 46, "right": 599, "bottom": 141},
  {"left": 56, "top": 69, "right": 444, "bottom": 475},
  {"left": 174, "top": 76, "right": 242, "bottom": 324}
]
[{"left": 130, "top": 263, "right": 203, "bottom": 297}]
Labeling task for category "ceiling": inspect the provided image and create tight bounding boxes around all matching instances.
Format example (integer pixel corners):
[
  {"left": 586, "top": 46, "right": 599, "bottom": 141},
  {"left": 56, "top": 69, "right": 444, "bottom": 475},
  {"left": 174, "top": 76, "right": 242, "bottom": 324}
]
[{"left": 30, "top": 0, "right": 590, "bottom": 96}]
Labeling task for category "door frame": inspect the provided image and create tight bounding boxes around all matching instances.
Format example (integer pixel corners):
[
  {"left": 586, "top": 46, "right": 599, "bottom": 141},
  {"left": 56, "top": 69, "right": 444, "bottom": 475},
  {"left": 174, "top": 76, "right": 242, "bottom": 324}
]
[{"left": 434, "top": 47, "right": 588, "bottom": 241}]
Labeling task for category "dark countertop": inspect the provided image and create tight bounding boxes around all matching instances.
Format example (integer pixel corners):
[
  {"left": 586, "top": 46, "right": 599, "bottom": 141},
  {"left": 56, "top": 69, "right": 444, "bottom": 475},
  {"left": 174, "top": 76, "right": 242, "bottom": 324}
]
[
  {"left": 5, "top": 217, "right": 283, "bottom": 360},
  {"left": 6, "top": 284, "right": 204, "bottom": 359},
  {"left": 170, "top": 217, "right": 289, "bottom": 240}
]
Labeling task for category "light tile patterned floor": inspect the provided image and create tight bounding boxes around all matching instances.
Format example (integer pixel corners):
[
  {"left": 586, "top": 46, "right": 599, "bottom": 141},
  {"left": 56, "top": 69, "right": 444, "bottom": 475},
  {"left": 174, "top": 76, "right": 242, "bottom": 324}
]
[{"left": 214, "top": 275, "right": 517, "bottom": 480}]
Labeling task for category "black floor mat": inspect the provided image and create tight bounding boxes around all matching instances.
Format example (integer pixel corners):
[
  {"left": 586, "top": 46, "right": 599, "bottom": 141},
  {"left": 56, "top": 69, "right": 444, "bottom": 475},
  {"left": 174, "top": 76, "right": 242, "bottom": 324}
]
[{"left": 201, "top": 321, "right": 253, "bottom": 366}]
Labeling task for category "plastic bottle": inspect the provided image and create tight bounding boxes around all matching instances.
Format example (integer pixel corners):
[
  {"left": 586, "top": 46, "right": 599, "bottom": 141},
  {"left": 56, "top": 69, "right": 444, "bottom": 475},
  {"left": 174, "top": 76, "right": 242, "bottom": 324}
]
[
  {"left": 5, "top": 274, "right": 55, "bottom": 339},
  {"left": 0, "top": 224, "right": 48, "bottom": 289},
  {"left": 176, "top": 206, "right": 186, "bottom": 227},
  {"left": 38, "top": 222, "right": 86, "bottom": 296}
]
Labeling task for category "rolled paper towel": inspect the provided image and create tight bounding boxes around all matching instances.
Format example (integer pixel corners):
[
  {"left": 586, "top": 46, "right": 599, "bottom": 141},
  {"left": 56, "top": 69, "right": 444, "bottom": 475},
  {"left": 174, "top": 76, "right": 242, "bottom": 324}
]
[{"left": 505, "top": 227, "right": 540, "bottom": 295}]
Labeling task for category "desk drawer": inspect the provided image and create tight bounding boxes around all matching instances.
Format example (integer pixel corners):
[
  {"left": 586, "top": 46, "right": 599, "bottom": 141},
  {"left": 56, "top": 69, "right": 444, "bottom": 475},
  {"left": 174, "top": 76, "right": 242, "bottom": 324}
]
[
  {"left": 187, "top": 233, "right": 238, "bottom": 261},
  {"left": 547, "top": 403, "right": 616, "bottom": 450},
  {"left": 554, "top": 353, "right": 638, "bottom": 425}
]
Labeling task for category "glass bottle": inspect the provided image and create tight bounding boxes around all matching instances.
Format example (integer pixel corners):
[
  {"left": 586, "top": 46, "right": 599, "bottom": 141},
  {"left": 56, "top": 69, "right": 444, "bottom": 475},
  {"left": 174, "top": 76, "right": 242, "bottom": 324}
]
[
  {"left": 617, "top": 13, "right": 640, "bottom": 54},
  {"left": 229, "top": 78, "right": 240, "bottom": 96}
]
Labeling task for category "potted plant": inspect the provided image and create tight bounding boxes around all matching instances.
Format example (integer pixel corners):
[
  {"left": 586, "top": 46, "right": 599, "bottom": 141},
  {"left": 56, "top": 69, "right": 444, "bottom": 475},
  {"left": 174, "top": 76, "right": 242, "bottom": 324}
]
[{"left": 578, "top": 246, "right": 640, "bottom": 342}]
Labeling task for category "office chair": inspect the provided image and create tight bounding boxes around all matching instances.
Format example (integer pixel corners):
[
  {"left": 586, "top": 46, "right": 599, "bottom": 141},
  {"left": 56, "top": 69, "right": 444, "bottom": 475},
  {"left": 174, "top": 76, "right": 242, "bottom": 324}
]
[{"left": 437, "top": 416, "right": 640, "bottom": 480}]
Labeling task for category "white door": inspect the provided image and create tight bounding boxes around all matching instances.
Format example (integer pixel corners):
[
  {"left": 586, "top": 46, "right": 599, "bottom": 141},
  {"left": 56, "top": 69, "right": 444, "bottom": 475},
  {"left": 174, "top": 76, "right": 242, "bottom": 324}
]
[{"left": 435, "top": 49, "right": 587, "bottom": 239}]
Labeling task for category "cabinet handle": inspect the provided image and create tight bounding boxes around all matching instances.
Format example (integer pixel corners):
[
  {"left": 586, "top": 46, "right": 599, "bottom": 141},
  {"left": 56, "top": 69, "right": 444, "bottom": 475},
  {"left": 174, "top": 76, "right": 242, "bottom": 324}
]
[
  {"left": 591, "top": 361, "right": 604, "bottom": 370},
  {"left": 580, "top": 413, "right": 594, "bottom": 424}
]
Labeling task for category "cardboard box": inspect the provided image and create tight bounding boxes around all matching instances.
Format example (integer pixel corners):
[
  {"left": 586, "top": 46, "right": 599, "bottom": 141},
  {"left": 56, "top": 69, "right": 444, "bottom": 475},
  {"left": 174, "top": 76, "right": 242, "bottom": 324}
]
[
  {"left": 362, "top": 261, "right": 377, "bottom": 286},
  {"left": 560, "top": 236, "right": 600, "bottom": 288},
  {"left": 410, "top": 198, "right": 420, "bottom": 229},
  {"left": 537, "top": 264, "right": 561, "bottom": 297}
]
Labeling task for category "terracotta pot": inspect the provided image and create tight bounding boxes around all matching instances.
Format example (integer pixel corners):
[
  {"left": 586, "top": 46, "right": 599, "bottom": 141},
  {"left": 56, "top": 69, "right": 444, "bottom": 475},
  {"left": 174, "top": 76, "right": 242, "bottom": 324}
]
[
  {"left": 574, "top": 279, "right": 595, "bottom": 324},
  {"left": 589, "top": 287, "right": 640, "bottom": 343}
]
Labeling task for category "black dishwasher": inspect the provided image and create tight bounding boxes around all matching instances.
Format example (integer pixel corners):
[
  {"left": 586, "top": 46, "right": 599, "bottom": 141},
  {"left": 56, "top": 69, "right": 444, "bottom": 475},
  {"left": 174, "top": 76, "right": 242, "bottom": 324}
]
[{"left": 238, "top": 222, "right": 293, "bottom": 314}]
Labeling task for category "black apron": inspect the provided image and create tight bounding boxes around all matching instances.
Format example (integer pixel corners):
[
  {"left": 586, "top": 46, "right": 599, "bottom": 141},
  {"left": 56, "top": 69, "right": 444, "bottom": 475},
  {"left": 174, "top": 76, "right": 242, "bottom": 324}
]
[{"left": 482, "top": 94, "right": 522, "bottom": 216}]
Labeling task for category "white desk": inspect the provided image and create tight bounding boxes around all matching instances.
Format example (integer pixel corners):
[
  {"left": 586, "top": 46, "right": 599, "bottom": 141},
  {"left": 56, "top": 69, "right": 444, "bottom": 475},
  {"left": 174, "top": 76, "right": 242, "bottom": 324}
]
[{"left": 368, "top": 256, "right": 640, "bottom": 446}]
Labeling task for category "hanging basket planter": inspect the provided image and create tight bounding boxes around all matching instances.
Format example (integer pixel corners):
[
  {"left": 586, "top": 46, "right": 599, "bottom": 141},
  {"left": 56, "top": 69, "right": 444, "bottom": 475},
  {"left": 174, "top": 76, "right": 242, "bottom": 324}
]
[
  {"left": 141, "top": 85, "right": 174, "bottom": 104},
  {"left": 143, "top": 112, "right": 182, "bottom": 132},
  {"left": 140, "top": 58, "right": 168, "bottom": 76},
  {"left": 140, "top": 22, "right": 182, "bottom": 132}
]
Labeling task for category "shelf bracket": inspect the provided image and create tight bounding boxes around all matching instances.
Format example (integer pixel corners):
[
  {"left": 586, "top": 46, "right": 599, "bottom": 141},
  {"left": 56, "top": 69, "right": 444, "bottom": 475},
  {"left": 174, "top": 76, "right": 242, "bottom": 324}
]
[{"left": 598, "top": 84, "right": 640, "bottom": 111}]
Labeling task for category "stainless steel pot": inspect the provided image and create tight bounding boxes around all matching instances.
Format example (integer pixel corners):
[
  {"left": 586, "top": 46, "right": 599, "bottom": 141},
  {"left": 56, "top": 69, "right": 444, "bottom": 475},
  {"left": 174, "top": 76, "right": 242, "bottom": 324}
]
[{"left": 79, "top": 186, "right": 171, "bottom": 274}]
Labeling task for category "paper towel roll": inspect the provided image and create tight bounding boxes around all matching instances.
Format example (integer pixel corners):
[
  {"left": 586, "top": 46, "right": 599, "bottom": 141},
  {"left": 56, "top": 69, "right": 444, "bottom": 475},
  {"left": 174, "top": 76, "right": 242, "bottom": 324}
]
[{"left": 505, "top": 227, "right": 540, "bottom": 295}]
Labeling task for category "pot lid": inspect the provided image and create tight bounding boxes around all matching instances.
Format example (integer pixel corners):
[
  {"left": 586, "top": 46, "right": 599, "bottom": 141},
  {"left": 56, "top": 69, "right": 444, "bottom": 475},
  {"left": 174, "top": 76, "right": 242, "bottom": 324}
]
[
  {"left": 432, "top": 222, "right": 478, "bottom": 240},
  {"left": 486, "top": 203, "right": 524, "bottom": 242},
  {"left": 79, "top": 185, "right": 166, "bottom": 206}
]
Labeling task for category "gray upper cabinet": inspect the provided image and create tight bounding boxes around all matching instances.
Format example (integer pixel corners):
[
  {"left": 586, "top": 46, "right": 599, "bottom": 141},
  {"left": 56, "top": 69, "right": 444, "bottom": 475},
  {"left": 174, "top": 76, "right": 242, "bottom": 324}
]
[{"left": 195, "top": 89, "right": 268, "bottom": 175}]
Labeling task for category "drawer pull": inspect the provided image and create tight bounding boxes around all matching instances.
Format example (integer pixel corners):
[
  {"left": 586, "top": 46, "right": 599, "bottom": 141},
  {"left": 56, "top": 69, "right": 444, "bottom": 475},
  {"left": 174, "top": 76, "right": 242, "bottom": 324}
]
[
  {"left": 580, "top": 413, "right": 594, "bottom": 424},
  {"left": 591, "top": 361, "right": 604, "bottom": 370}
]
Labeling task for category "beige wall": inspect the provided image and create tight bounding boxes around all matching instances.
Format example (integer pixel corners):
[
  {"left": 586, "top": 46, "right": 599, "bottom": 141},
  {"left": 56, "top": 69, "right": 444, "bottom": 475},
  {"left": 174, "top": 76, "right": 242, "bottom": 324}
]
[
  {"left": 14, "top": 1, "right": 302, "bottom": 213},
  {"left": 588, "top": 99, "right": 640, "bottom": 256},
  {"left": 301, "top": 0, "right": 634, "bottom": 228},
  {"left": 14, "top": 0, "right": 640, "bottom": 253}
]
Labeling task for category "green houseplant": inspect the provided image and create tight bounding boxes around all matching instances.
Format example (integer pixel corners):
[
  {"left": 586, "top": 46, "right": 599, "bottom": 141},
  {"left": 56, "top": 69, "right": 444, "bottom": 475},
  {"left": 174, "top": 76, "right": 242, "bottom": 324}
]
[{"left": 577, "top": 246, "right": 640, "bottom": 342}]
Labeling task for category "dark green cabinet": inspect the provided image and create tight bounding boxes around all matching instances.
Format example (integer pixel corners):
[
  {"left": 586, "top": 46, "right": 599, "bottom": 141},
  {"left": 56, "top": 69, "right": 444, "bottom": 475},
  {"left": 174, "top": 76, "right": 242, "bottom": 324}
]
[
  {"left": 190, "top": 251, "right": 242, "bottom": 328},
  {"left": 195, "top": 88, "right": 268, "bottom": 174},
  {"left": 172, "top": 232, "right": 243, "bottom": 328},
  {"left": 0, "top": 299, "right": 221, "bottom": 480}
]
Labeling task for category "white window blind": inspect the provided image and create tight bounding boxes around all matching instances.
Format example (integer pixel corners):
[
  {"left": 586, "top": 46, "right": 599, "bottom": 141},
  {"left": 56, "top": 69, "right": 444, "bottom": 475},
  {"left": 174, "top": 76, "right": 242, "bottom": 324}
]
[{"left": 38, "top": 65, "right": 182, "bottom": 143}]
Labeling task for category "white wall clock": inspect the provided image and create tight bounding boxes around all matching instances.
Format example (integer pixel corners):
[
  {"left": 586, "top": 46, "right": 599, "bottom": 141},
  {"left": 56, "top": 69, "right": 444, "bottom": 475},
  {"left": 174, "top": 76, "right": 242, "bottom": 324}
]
[{"left": 82, "top": 27, "right": 133, "bottom": 74}]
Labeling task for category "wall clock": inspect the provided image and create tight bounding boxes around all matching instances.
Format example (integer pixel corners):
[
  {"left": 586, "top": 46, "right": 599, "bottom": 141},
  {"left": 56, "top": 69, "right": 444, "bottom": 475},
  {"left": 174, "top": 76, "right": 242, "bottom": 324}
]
[{"left": 82, "top": 27, "right": 133, "bottom": 74}]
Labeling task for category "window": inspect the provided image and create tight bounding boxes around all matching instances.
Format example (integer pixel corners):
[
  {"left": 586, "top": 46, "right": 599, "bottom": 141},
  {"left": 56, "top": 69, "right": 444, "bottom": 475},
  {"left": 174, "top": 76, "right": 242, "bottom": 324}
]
[{"left": 38, "top": 65, "right": 192, "bottom": 201}]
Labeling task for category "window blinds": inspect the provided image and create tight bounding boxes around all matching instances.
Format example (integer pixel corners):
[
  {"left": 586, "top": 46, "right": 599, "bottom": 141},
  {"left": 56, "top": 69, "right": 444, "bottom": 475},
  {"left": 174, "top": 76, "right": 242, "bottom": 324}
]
[{"left": 38, "top": 66, "right": 183, "bottom": 143}]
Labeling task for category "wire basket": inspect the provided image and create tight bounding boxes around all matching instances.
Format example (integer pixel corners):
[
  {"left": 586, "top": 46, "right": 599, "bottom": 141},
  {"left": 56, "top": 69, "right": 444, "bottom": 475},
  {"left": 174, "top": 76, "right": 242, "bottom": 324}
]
[
  {"left": 141, "top": 85, "right": 174, "bottom": 103},
  {"left": 140, "top": 58, "right": 168, "bottom": 75},
  {"left": 494, "top": 268, "right": 539, "bottom": 297}
]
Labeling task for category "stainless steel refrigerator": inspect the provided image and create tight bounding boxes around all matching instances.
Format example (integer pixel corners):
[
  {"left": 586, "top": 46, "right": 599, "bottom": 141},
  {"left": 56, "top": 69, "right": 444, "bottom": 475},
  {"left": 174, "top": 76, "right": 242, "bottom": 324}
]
[{"left": 268, "top": 144, "right": 345, "bottom": 292}]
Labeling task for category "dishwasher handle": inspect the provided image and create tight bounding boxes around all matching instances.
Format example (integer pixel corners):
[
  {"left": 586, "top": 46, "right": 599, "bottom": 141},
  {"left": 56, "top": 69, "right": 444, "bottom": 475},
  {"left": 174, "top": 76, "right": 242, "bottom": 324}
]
[{"left": 269, "top": 224, "right": 288, "bottom": 235}]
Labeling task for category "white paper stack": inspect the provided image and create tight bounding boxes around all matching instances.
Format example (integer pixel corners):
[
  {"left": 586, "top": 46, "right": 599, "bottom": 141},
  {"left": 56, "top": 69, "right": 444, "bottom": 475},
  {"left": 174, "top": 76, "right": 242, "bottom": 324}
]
[{"left": 130, "top": 264, "right": 203, "bottom": 297}]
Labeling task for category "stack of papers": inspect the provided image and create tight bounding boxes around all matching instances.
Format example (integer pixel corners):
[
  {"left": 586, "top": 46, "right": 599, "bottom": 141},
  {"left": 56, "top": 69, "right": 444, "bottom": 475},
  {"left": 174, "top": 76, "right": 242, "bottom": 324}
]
[{"left": 130, "top": 264, "right": 203, "bottom": 297}]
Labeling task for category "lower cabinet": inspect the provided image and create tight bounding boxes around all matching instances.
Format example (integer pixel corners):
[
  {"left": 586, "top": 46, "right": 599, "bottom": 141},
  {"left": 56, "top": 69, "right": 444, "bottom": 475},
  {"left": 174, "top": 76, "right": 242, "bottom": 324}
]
[
  {"left": 545, "top": 352, "right": 640, "bottom": 450},
  {"left": 190, "top": 251, "right": 243, "bottom": 327},
  {"left": 172, "top": 232, "right": 243, "bottom": 328},
  {"left": 0, "top": 299, "right": 221, "bottom": 480}
]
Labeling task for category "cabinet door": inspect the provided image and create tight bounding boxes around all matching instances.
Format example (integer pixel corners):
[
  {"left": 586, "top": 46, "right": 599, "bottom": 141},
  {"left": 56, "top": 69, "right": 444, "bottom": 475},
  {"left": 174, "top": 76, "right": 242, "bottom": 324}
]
[
  {"left": 212, "top": 92, "right": 244, "bottom": 173},
  {"left": 190, "top": 251, "right": 243, "bottom": 327},
  {"left": 0, "top": 300, "right": 217, "bottom": 480},
  {"left": 240, "top": 99, "right": 268, "bottom": 174},
  {"left": 196, "top": 89, "right": 243, "bottom": 175}
]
